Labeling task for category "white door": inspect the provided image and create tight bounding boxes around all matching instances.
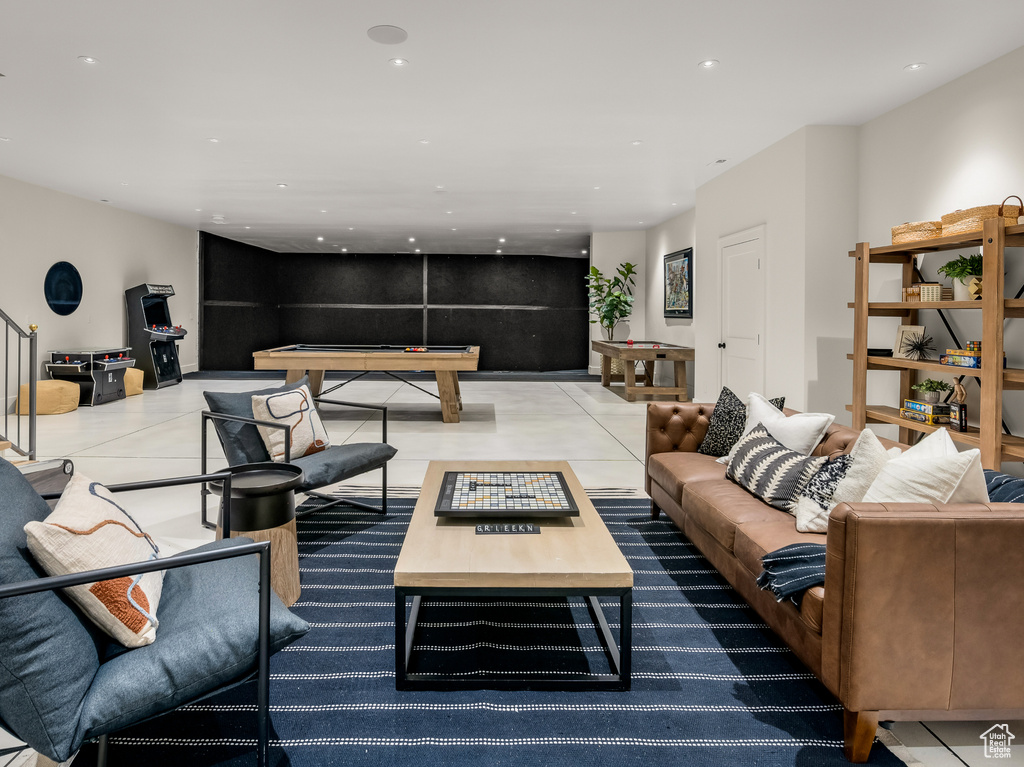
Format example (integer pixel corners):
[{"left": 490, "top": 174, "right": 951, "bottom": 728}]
[{"left": 719, "top": 227, "right": 765, "bottom": 396}]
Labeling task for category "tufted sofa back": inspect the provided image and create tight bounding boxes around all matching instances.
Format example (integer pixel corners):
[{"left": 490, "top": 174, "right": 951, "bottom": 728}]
[{"left": 646, "top": 402, "right": 908, "bottom": 463}]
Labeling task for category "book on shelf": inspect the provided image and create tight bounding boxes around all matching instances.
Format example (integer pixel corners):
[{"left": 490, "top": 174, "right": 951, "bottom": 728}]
[
  {"left": 950, "top": 402, "right": 968, "bottom": 432},
  {"left": 903, "top": 399, "right": 951, "bottom": 415},
  {"left": 900, "top": 408, "right": 951, "bottom": 425},
  {"left": 946, "top": 349, "right": 980, "bottom": 357},
  {"left": 941, "top": 354, "right": 982, "bottom": 369}
]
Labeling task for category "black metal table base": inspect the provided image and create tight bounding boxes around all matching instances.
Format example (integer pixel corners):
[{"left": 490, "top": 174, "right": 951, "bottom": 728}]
[{"left": 394, "top": 586, "right": 632, "bottom": 691}]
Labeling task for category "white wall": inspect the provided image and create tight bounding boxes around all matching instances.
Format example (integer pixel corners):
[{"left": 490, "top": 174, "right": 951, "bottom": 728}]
[
  {"left": 693, "top": 128, "right": 809, "bottom": 406},
  {"left": 858, "top": 44, "right": 1024, "bottom": 446},
  {"left": 803, "top": 127, "right": 859, "bottom": 421},
  {"left": 588, "top": 230, "right": 646, "bottom": 373},
  {"left": 643, "top": 207, "right": 696, "bottom": 387},
  {"left": 0, "top": 173, "right": 199, "bottom": 407}
]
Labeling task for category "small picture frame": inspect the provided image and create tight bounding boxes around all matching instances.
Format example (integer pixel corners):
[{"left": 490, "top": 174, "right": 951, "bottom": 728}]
[
  {"left": 664, "top": 248, "right": 693, "bottom": 319},
  {"left": 893, "top": 325, "right": 926, "bottom": 359}
]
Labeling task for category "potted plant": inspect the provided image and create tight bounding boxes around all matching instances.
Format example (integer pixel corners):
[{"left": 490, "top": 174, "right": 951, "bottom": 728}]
[
  {"left": 911, "top": 378, "right": 953, "bottom": 404},
  {"left": 586, "top": 262, "right": 637, "bottom": 341},
  {"left": 937, "top": 253, "right": 983, "bottom": 301}
]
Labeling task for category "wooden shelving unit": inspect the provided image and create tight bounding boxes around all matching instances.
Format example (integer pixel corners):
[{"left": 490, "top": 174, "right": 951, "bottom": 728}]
[{"left": 850, "top": 219, "right": 1024, "bottom": 469}]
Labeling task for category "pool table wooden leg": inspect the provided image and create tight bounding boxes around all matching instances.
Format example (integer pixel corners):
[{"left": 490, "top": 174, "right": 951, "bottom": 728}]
[
  {"left": 307, "top": 369, "right": 326, "bottom": 396},
  {"left": 673, "top": 361, "right": 689, "bottom": 402},
  {"left": 435, "top": 370, "right": 461, "bottom": 423},
  {"left": 453, "top": 372, "right": 463, "bottom": 411},
  {"left": 600, "top": 354, "right": 611, "bottom": 387},
  {"left": 623, "top": 362, "right": 637, "bottom": 401}
]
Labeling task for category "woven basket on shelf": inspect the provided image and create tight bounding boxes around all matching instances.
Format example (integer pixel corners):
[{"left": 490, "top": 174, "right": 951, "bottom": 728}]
[
  {"left": 892, "top": 220, "right": 942, "bottom": 244},
  {"left": 918, "top": 284, "right": 943, "bottom": 302},
  {"left": 940, "top": 195, "right": 1023, "bottom": 237}
]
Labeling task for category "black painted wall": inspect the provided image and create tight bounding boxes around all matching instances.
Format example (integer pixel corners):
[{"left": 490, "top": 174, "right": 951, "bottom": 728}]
[{"left": 200, "top": 233, "right": 589, "bottom": 371}]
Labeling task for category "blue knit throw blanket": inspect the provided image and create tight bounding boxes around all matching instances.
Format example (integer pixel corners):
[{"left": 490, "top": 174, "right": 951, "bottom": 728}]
[{"left": 756, "top": 542, "right": 827, "bottom": 604}]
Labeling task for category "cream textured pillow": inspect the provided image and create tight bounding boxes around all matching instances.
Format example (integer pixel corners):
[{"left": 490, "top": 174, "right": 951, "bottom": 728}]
[
  {"left": 718, "top": 392, "right": 835, "bottom": 464},
  {"left": 862, "top": 428, "right": 989, "bottom": 505},
  {"left": 794, "top": 428, "right": 902, "bottom": 532},
  {"left": 251, "top": 384, "right": 330, "bottom": 462},
  {"left": 24, "top": 473, "right": 163, "bottom": 647}
]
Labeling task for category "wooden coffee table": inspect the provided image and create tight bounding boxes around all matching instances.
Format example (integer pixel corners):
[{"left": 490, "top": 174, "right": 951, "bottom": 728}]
[{"left": 394, "top": 460, "right": 633, "bottom": 691}]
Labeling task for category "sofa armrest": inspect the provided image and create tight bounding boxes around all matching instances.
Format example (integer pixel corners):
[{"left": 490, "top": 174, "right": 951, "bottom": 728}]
[
  {"left": 645, "top": 403, "right": 714, "bottom": 494},
  {"left": 821, "top": 501, "right": 1024, "bottom": 714}
]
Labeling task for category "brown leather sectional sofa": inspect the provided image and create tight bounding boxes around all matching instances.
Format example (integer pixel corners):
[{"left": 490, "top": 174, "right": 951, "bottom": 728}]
[{"left": 646, "top": 401, "right": 1024, "bottom": 762}]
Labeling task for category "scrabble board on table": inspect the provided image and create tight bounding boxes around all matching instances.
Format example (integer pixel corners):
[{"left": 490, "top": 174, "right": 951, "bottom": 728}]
[{"left": 434, "top": 471, "right": 579, "bottom": 518}]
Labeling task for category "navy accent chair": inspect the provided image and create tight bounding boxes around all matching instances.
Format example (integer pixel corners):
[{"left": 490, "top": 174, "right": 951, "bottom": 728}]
[
  {"left": 201, "top": 377, "right": 396, "bottom": 527},
  {"left": 0, "top": 457, "right": 309, "bottom": 767}
]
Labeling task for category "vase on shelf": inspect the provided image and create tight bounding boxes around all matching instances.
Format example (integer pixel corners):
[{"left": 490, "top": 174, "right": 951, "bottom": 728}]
[
  {"left": 952, "top": 276, "right": 981, "bottom": 301},
  {"left": 920, "top": 391, "right": 940, "bottom": 404}
]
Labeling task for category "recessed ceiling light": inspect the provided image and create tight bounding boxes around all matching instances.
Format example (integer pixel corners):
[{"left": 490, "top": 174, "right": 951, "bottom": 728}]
[
  {"left": 317, "top": 236, "right": 324, "bottom": 242},
  {"left": 638, "top": 221, "right": 644, "bottom": 225},
  {"left": 555, "top": 229, "right": 561, "bottom": 232},
  {"left": 671, "top": 202, "right": 678, "bottom": 206},
  {"left": 415, "top": 248, "right": 421, "bottom": 253},
  {"left": 348, "top": 227, "right": 355, "bottom": 231},
  {"left": 496, "top": 249, "right": 502, "bottom": 254},
  {"left": 389, "top": 58, "right": 409, "bottom": 67},
  {"left": 571, "top": 211, "right": 577, "bottom": 215},
  {"left": 276, "top": 183, "right": 288, "bottom": 188},
  {"left": 446, "top": 210, "right": 453, "bottom": 214},
  {"left": 408, "top": 237, "right": 416, "bottom": 242},
  {"left": 100, "top": 199, "right": 110, "bottom": 203},
  {"left": 207, "top": 137, "right": 220, "bottom": 143},
  {"left": 904, "top": 62, "right": 927, "bottom": 71},
  {"left": 341, "top": 248, "right": 348, "bottom": 252},
  {"left": 714, "top": 158, "right": 727, "bottom": 164},
  {"left": 451, "top": 228, "right": 457, "bottom": 231},
  {"left": 698, "top": 59, "right": 719, "bottom": 70},
  {"left": 419, "top": 139, "right": 430, "bottom": 144},
  {"left": 593, "top": 186, "right": 601, "bottom": 190},
  {"left": 435, "top": 185, "right": 445, "bottom": 190},
  {"left": 631, "top": 140, "right": 643, "bottom": 146},
  {"left": 320, "top": 210, "right": 327, "bottom": 213},
  {"left": 498, "top": 237, "right": 506, "bottom": 243},
  {"left": 78, "top": 56, "right": 99, "bottom": 64},
  {"left": 0, "top": 136, "right": 10, "bottom": 142},
  {"left": 120, "top": 182, "right": 129, "bottom": 186},
  {"left": 195, "top": 208, "right": 202, "bottom": 212},
  {"left": 367, "top": 25, "right": 408, "bottom": 45},
  {"left": 244, "top": 226, "right": 251, "bottom": 229},
  {"left": 582, "top": 249, "right": 588, "bottom": 255}
]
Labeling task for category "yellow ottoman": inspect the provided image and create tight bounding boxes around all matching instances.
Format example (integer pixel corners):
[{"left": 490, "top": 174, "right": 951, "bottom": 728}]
[
  {"left": 124, "top": 367, "right": 144, "bottom": 396},
  {"left": 18, "top": 380, "right": 80, "bottom": 415}
]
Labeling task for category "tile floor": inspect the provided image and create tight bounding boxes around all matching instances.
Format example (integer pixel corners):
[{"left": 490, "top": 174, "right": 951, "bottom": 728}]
[{"left": 1, "top": 375, "right": 1020, "bottom": 766}]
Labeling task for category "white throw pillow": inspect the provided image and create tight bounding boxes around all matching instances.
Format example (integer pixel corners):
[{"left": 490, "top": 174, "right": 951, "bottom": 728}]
[
  {"left": 252, "top": 384, "right": 330, "bottom": 462},
  {"left": 717, "top": 392, "right": 835, "bottom": 464},
  {"left": 862, "top": 428, "right": 989, "bottom": 505},
  {"left": 24, "top": 473, "right": 163, "bottom": 647},
  {"left": 794, "top": 428, "right": 902, "bottom": 533}
]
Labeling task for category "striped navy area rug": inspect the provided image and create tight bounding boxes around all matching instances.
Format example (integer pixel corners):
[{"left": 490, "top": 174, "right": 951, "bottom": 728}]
[{"left": 83, "top": 498, "right": 903, "bottom": 767}]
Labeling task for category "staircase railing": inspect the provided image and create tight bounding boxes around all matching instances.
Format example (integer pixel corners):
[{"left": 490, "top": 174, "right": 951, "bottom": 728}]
[{"left": 0, "top": 308, "right": 37, "bottom": 460}]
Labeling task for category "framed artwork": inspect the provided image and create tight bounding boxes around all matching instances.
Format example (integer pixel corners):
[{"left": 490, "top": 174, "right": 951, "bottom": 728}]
[
  {"left": 893, "top": 325, "right": 926, "bottom": 359},
  {"left": 663, "top": 248, "right": 693, "bottom": 318}
]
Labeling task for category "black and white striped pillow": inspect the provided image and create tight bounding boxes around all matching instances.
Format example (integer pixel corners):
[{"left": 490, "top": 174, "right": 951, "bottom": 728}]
[{"left": 726, "top": 424, "right": 826, "bottom": 512}]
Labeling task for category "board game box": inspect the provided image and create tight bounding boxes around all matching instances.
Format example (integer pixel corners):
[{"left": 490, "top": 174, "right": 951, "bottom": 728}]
[{"left": 434, "top": 471, "right": 579, "bottom": 518}]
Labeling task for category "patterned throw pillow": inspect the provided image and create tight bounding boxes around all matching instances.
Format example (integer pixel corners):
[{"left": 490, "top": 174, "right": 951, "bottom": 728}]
[
  {"left": 697, "top": 387, "right": 785, "bottom": 458},
  {"left": 726, "top": 424, "right": 826, "bottom": 512},
  {"left": 251, "top": 384, "right": 331, "bottom": 462},
  {"left": 793, "top": 428, "right": 901, "bottom": 533},
  {"left": 23, "top": 473, "right": 163, "bottom": 647}
]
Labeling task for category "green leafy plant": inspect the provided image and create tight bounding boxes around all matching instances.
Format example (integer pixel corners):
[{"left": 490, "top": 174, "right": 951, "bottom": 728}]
[
  {"left": 911, "top": 378, "right": 953, "bottom": 393},
  {"left": 586, "top": 262, "right": 637, "bottom": 340},
  {"left": 937, "top": 253, "right": 983, "bottom": 283}
]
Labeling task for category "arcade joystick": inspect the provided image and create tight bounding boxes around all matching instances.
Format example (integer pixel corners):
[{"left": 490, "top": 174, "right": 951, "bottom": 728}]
[
  {"left": 653, "top": 344, "right": 661, "bottom": 348},
  {"left": 626, "top": 339, "right": 633, "bottom": 346}
]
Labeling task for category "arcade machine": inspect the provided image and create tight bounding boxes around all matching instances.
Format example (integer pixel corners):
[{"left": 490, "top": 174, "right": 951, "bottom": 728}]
[
  {"left": 46, "top": 348, "right": 135, "bottom": 406},
  {"left": 125, "top": 283, "right": 188, "bottom": 389}
]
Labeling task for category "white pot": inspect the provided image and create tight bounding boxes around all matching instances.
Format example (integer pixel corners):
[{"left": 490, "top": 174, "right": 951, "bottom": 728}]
[{"left": 952, "top": 276, "right": 977, "bottom": 302}]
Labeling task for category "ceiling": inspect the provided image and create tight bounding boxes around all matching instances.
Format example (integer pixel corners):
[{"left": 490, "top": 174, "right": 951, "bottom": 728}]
[{"left": 3, "top": 1, "right": 1024, "bottom": 258}]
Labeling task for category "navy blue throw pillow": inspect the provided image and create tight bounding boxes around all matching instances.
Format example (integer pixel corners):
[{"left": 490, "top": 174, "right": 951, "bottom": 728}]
[{"left": 984, "top": 469, "right": 1024, "bottom": 503}]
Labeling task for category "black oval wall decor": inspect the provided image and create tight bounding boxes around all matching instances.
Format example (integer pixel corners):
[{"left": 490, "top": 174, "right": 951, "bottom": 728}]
[{"left": 44, "top": 261, "right": 83, "bottom": 316}]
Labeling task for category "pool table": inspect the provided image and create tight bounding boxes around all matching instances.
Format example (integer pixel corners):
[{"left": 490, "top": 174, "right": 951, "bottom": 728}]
[{"left": 252, "top": 344, "right": 480, "bottom": 423}]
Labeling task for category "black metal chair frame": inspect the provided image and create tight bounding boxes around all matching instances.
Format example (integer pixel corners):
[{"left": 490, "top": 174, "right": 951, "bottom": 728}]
[
  {"left": 0, "top": 472, "right": 275, "bottom": 767},
  {"left": 200, "top": 396, "right": 389, "bottom": 529}
]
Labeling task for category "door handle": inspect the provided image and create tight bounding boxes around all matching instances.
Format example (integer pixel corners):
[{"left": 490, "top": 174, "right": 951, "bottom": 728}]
[{"left": 717, "top": 342, "right": 726, "bottom": 349}]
